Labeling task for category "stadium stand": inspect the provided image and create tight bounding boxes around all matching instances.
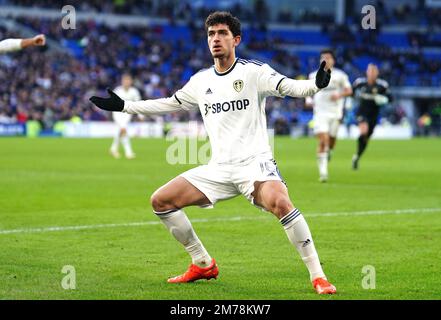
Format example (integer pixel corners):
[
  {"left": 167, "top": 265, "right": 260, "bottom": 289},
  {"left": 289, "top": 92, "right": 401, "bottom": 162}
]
[{"left": 0, "top": 0, "right": 440, "bottom": 136}]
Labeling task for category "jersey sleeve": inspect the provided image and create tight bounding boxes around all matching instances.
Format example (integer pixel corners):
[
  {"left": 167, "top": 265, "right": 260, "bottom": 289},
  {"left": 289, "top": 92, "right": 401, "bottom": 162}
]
[
  {"left": 133, "top": 88, "right": 141, "bottom": 101},
  {"left": 173, "top": 75, "right": 199, "bottom": 110},
  {"left": 257, "top": 64, "right": 287, "bottom": 98},
  {"left": 123, "top": 77, "right": 199, "bottom": 115},
  {"left": 378, "top": 79, "right": 393, "bottom": 103},
  {"left": 352, "top": 78, "right": 363, "bottom": 97},
  {"left": 0, "top": 38, "right": 22, "bottom": 54}
]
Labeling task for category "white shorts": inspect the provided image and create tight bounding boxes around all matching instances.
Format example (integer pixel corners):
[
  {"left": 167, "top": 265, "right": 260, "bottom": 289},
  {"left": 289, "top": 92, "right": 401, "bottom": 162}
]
[
  {"left": 313, "top": 114, "right": 341, "bottom": 137},
  {"left": 113, "top": 112, "right": 132, "bottom": 129},
  {"left": 180, "top": 154, "right": 286, "bottom": 210}
]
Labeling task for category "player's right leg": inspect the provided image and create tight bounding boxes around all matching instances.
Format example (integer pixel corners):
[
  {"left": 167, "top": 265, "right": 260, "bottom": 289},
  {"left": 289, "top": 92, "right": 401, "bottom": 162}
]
[
  {"left": 353, "top": 119, "right": 369, "bottom": 170},
  {"left": 150, "top": 176, "right": 218, "bottom": 283},
  {"left": 110, "top": 127, "right": 122, "bottom": 159}
]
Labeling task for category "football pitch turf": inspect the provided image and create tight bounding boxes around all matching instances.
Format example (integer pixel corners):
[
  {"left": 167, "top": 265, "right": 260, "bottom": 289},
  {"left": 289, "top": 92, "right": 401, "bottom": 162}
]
[{"left": 0, "top": 137, "right": 440, "bottom": 300}]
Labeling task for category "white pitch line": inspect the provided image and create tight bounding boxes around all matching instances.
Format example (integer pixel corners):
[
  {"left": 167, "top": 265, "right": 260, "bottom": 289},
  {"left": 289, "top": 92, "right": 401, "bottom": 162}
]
[{"left": 0, "top": 207, "right": 440, "bottom": 236}]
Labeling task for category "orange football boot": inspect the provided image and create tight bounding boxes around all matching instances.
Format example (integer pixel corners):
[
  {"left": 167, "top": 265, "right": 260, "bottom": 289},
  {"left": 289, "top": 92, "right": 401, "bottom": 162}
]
[
  {"left": 312, "top": 277, "right": 337, "bottom": 294},
  {"left": 167, "top": 259, "right": 219, "bottom": 283}
]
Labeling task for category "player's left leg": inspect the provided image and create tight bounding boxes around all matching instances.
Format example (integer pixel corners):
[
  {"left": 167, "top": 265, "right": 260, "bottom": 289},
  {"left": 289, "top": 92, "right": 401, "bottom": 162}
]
[
  {"left": 316, "top": 132, "right": 329, "bottom": 182},
  {"left": 313, "top": 115, "right": 331, "bottom": 182},
  {"left": 120, "top": 127, "right": 135, "bottom": 159},
  {"left": 328, "top": 136, "right": 336, "bottom": 161},
  {"left": 252, "top": 181, "right": 336, "bottom": 294},
  {"left": 328, "top": 119, "right": 341, "bottom": 162}
]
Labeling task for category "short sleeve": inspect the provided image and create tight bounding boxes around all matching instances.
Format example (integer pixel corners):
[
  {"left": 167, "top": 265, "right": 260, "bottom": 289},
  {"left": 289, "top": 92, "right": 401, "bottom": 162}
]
[
  {"left": 174, "top": 76, "right": 199, "bottom": 111},
  {"left": 134, "top": 88, "right": 141, "bottom": 101},
  {"left": 340, "top": 72, "right": 352, "bottom": 89},
  {"left": 257, "top": 64, "right": 287, "bottom": 98}
]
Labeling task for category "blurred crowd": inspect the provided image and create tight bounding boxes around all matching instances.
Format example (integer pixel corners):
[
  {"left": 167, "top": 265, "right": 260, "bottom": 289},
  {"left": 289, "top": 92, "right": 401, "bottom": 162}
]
[{"left": 1, "top": 0, "right": 441, "bottom": 135}]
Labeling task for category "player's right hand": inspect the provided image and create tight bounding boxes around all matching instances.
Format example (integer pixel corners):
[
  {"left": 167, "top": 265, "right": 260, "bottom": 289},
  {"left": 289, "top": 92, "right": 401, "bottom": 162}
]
[
  {"left": 89, "top": 88, "right": 124, "bottom": 112},
  {"left": 315, "top": 61, "right": 331, "bottom": 89},
  {"left": 32, "top": 34, "right": 46, "bottom": 46}
]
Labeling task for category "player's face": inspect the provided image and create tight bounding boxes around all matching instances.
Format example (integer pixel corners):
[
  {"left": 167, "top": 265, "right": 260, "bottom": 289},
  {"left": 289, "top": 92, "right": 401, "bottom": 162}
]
[
  {"left": 320, "top": 53, "right": 335, "bottom": 70},
  {"left": 207, "top": 24, "right": 241, "bottom": 59},
  {"left": 122, "top": 75, "right": 133, "bottom": 88},
  {"left": 366, "top": 64, "right": 379, "bottom": 82}
]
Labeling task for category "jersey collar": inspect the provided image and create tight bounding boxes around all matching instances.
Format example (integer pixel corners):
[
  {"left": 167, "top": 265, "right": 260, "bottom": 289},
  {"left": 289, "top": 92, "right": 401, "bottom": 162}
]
[{"left": 214, "top": 58, "right": 238, "bottom": 76}]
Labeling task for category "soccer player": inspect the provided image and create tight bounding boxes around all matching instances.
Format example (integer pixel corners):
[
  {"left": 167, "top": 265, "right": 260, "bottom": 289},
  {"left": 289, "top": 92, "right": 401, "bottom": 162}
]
[
  {"left": 90, "top": 12, "right": 336, "bottom": 294},
  {"left": 306, "top": 49, "right": 352, "bottom": 182},
  {"left": 0, "top": 34, "right": 46, "bottom": 54},
  {"left": 351, "top": 64, "right": 392, "bottom": 169},
  {"left": 109, "top": 73, "right": 141, "bottom": 159}
]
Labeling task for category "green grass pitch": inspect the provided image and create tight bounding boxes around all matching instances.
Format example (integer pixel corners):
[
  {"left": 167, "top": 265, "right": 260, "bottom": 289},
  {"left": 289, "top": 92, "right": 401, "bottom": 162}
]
[{"left": 0, "top": 137, "right": 440, "bottom": 300}]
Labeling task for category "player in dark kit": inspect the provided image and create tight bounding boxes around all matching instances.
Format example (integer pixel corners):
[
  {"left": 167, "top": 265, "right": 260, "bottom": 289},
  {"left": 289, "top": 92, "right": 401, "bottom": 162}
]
[{"left": 351, "top": 64, "right": 392, "bottom": 169}]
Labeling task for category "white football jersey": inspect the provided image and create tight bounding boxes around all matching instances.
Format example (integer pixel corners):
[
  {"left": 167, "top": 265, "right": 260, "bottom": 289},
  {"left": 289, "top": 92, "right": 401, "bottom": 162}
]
[
  {"left": 0, "top": 38, "right": 22, "bottom": 54},
  {"left": 112, "top": 86, "right": 141, "bottom": 125},
  {"left": 174, "top": 58, "right": 286, "bottom": 164},
  {"left": 308, "top": 68, "right": 351, "bottom": 118}
]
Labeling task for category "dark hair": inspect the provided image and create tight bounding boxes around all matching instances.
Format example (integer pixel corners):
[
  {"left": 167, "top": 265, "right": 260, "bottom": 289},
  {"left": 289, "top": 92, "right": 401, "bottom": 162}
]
[
  {"left": 320, "top": 49, "right": 336, "bottom": 61},
  {"left": 205, "top": 11, "right": 241, "bottom": 37}
]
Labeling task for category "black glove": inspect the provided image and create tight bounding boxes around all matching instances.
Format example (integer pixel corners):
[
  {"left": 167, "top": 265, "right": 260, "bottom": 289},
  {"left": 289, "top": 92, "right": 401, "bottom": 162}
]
[
  {"left": 315, "top": 61, "right": 331, "bottom": 89},
  {"left": 89, "top": 88, "right": 124, "bottom": 112}
]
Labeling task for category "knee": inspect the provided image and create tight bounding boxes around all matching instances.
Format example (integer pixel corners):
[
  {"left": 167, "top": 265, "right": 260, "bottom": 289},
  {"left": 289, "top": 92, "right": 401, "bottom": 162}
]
[
  {"left": 150, "top": 191, "right": 173, "bottom": 213},
  {"left": 270, "top": 196, "right": 293, "bottom": 219}
]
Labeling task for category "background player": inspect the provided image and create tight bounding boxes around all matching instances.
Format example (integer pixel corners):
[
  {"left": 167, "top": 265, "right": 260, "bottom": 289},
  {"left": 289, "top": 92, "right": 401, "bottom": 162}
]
[
  {"left": 306, "top": 49, "right": 352, "bottom": 182},
  {"left": 0, "top": 34, "right": 46, "bottom": 53},
  {"left": 109, "top": 73, "right": 141, "bottom": 159},
  {"left": 90, "top": 11, "right": 336, "bottom": 294},
  {"left": 352, "top": 63, "right": 392, "bottom": 169}
]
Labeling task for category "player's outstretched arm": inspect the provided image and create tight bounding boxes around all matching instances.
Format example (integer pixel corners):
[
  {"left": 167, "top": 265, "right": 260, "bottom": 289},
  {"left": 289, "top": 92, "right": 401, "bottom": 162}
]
[
  {"left": 0, "top": 34, "right": 46, "bottom": 54},
  {"left": 89, "top": 88, "right": 188, "bottom": 115},
  {"left": 20, "top": 34, "right": 46, "bottom": 49},
  {"left": 277, "top": 61, "right": 331, "bottom": 97}
]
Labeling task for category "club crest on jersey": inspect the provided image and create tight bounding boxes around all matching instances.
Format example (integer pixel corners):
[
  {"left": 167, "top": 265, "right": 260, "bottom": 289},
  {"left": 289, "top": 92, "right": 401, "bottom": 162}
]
[{"left": 233, "top": 80, "right": 244, "bottom": 92}]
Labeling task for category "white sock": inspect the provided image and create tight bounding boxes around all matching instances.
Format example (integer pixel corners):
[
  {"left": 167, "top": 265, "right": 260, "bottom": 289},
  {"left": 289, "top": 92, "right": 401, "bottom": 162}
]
[
  {"left": 281, "top": 208, "right": 326, "bottom": 281},
  {"left": 111, "top": 135, "right": 119, "bottom": 152},
  {"left": 121, "top": 135, "right": 134, "bottom": 156},
  {"left": 317, "top": 152, "right": 328, "bottom": 177},
  {"left": 155, "top": 209, "right": 212, "bottom": 267}
]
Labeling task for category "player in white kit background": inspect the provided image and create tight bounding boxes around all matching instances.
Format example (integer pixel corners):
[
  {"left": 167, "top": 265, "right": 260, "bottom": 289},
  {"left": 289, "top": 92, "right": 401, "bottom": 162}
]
[
  {"left": 110, "top": 74, "right": 141, "bottom": 159},
  {"left": 90, "top": 11, "right": 336, "bottom": 294},
  {"left": 306, "top": 50, "right": 352, "bottom": 182},
  {"left": 0, "top": 34, "right": 46, "bottom": 54}
]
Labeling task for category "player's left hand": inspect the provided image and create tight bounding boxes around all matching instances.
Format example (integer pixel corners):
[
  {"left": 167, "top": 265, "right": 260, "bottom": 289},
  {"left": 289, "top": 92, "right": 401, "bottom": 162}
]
[
  {"left": 315, "top": 61, "right": 331, "bottom": 89},
  {"left": 89, "top": 88, "right": 125, "bottom": 112}
]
